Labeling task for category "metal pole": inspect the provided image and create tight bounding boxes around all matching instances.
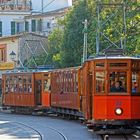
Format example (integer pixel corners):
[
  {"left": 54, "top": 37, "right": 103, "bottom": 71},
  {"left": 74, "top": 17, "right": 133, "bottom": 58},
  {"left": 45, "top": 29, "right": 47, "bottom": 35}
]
[
  {"left": 96, "top": 3, "right": 100, "bottom": 55},
  {"left": 83, "top": 19, "right": 88, "bottom": 63},
  {"left": 42, "top": 0, "right": 44, "bottom": 13},
  {"left": 123, "top": 2, "right": 126, "bottom": 50}
]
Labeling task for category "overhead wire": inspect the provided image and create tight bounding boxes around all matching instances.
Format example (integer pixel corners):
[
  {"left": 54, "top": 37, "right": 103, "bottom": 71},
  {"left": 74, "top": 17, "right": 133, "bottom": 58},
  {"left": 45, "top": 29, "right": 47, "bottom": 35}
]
[{"left": 32, "top": 0, "right": 56, "bottom": 13}]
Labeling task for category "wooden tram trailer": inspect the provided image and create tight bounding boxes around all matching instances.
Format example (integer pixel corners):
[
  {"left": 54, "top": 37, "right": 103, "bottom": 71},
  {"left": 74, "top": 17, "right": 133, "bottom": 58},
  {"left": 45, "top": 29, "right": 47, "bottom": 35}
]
[
  {"left": 2, "top": 71, "right": 51, "bottom": 114},
  {"left": 51, "top": 67, "right": 83, "bottom": 118}
]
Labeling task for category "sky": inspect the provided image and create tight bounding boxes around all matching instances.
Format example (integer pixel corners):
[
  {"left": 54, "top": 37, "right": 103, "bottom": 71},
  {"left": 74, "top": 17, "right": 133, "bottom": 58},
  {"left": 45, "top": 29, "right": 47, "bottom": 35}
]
[{"left": 31, "top": 0, "right": 72, "bottom": 12}]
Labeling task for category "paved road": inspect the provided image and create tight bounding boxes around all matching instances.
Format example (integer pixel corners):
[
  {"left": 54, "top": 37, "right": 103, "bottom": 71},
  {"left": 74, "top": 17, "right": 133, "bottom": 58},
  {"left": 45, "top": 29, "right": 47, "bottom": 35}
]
[
  {"left": 0, "top": 112, "right": 99, "bottom": 140},
  {"left": 0, "top": 120, "right": 40, "bottom": 140},
  {"left": 1, "top": 112, "right": 140, "bottom": 140}
]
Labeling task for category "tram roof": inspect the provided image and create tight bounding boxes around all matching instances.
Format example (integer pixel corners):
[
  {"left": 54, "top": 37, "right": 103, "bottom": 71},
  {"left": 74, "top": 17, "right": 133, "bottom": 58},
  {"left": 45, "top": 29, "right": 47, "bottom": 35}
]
[
  {"left": 2, "top": 69, "right": 52, "bottom": 75},
  {"left": 87, "top": 56, "right": 140, "bottom": 61}
]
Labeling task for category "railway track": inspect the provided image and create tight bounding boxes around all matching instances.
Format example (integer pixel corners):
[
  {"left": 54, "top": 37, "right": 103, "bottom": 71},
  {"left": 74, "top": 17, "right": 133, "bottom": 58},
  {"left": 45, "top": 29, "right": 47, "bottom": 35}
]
[
  {"left": 1, "top": 121, "right": 68, "bottom": 140},
  {"left": 101, "top": 133, "right": 140, "bottom": 140},
  {"left": 1, "top": 111, "right": 140, "bottom": 140},
  {"left": 45, "top": 126, "right": 68, "bottom": 140},
  {"left": 15, "top": 122, "right": 68, "bottom": 140},
  {"left": 13, "top": 122, "right": 43, "bottom": 140},
  {"left": 0, "top": 113, "right": 68, "bottom": 140},
  {"left": 0, "top": 120, "right": 42, "bottom": 140}
]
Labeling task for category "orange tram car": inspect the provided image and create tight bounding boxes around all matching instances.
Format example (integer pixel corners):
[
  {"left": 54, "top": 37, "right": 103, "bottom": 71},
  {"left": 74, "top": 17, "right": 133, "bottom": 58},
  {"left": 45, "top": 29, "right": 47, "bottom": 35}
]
[
  {"left": 2, "top": 71, "right": 51, "bottom": 114},
  {"left": 2, "top": 56, "right": 140, "bottom": 133}
]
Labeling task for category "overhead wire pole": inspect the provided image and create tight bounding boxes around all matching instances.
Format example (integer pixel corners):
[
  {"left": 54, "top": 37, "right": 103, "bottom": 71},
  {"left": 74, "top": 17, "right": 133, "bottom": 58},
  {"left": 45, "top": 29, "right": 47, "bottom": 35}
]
[
  {"left": 95, "top": 1, "right": 127, "bottom": 55},
  {"left": 82, "top": 19, "right": 88, "bottom": 63},
  {"left": 123, "top": 2, "right": 126, "bottom": 50},
  {"left": 42, "top": 0, "right": 44, "bottom": 13},
  {"left": 96, "top": 1, "right": 100, "bottom": 55}
]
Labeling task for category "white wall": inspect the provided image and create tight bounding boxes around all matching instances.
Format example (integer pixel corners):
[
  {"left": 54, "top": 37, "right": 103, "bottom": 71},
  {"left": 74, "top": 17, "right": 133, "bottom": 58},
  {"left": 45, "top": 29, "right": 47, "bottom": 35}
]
[
  {"left": 0, "top": 12, "right": 30, "bottom": 36},
  {"left": 31, "top": 0, "right": 72, "bottom": 12}
]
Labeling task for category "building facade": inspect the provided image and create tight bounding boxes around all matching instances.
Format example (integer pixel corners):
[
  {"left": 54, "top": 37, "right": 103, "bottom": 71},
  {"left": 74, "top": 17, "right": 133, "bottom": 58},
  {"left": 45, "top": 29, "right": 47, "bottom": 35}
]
[
  {"left": 31, "top": 0, "right": 72, "bottom": 12},
  {"left": 0, "top": 0, "right": 31, "bottom": 37},
  {"left": 24, "top": 8, "right": 67, "bottom": 36},
  {"left": 0, "top": 0, "right": 71, "bottom": 74},
  {"left": 0, "top": 0, "right": 71, "bottom": 37},
  {"left": 0, "top": 35, "right": 19, "bottom": 74},
  {"left": 0, "top": 33, "right": 48, "bottom": 71}
]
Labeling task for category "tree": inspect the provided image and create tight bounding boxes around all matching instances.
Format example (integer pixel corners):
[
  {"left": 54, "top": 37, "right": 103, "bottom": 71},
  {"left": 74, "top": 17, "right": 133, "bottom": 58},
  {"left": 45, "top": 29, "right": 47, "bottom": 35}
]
[
  {"left": 46, "top": 28, "right": 64, "bottom": 68},
  {"left": 61, "top": 0, "right": 90, "bottom": 67},
  {"left": 38, "top": 0, "right": 139, "bottom": 68}
]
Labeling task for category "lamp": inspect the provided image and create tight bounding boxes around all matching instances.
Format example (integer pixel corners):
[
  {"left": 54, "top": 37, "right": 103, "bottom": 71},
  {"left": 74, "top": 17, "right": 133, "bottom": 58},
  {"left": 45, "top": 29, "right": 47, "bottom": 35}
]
[{"left": 9, "top": 51, "right": 16, "bottom": 61}]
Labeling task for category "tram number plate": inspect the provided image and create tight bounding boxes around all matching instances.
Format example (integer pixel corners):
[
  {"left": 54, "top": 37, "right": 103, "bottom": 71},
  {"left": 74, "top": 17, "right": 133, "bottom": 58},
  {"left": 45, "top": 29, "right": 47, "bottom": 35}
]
[{"left": 116, "top": 101, "right": 122, "bottom": 107}]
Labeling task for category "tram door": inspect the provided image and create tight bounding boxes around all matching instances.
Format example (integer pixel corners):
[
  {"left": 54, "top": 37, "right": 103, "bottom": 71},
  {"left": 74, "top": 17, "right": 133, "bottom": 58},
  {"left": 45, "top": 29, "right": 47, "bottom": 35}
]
[
  {"left": 87, "top": 72, "right": 93, "bottom": 119},
  {"left": 35, "top": 80, "right": 42, "bottom": 105}
]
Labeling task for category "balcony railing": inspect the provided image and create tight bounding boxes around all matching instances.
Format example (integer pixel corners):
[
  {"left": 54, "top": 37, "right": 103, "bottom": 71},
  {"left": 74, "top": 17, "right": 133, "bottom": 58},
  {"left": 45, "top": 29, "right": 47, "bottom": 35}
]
[{"left": 0, "top": 0, "right": 31, "bottom": 11}]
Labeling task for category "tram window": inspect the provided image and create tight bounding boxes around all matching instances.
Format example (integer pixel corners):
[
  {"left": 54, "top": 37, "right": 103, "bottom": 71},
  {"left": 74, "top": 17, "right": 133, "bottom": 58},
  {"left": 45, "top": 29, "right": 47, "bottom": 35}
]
[
  {"left": 5, "top": 76, "right": 10, "bottom": 94},
  {"left": 44, "top": 79, "right": 50, "bottom": 92},
  {"left": 75, "top": 73, "right": 78, "bottom": 92},
  {"left": 27, "top": 76, "right": 32, "bottom": 93},
  {"left": 96, "top": 72, "right": 105, "bottom": 93},
  {"left": 68, "top": 72, "right": 71, "bottom": 92},
  {"left": 58, "top": 72, "right": 63, "bottom": 93},
  {"left": 132, "top": 72, "right": 140, "bottom": 94},
  {"left": 28, "top": 85, "right": 32, "bottom": 93},
  {"left": 63, "top": 72, "right": 66, "bottom": 93},
  {"left": 110, "top": 63, "right": 127, "bottom": 67},
  {"left": 73, "top": 72, "right": 77, "bottom": 92},
  {"left": 96, "top": 63, "right": 104, "bottom": 68},
  {"left": 19, "top": 76, "right": 23, "bottom": 93},
  {"left": 23, "top": 76, "right": 27, "bottom": 93},
  {"left": 10, "top": 76, "right": 14, "bottom": 93},
  {"left": 110, "top": 72, "right": 127, "bottom": 93},
  {"left": 14, "top": 76, "right": 18, "bottom": 93},
  {"left": 28, "top": 76, "right": 32, "bottom": 83}
]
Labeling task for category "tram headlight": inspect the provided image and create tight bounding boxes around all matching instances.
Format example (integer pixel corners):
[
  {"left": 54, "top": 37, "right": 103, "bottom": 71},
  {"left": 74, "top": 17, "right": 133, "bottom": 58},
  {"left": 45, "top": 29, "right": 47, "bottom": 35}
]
[{"left": 115, "top": 108, "right": 123, "bottom": 115}]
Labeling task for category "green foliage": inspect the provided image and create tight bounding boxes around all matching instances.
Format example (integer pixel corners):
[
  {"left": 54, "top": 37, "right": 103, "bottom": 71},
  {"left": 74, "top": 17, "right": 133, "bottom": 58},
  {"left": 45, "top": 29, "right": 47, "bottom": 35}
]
[
  {"left": 61, "top": 0, "right": 93, "bottom": 67},
  {"left": 39, "top": 0, "right": 139, "bottom": 68}
]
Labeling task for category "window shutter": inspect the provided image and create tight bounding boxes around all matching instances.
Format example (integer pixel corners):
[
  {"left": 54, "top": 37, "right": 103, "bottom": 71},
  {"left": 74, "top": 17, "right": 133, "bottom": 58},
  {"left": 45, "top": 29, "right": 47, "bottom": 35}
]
[
  {"left": 31, "top": 20, "right": 36, "bottom": 32},
  {"left": 11, "top": 21, "right": 16, "bottom": 35},
  {"left": 0, "top": 21, "right": 2, "bottom": 37}
]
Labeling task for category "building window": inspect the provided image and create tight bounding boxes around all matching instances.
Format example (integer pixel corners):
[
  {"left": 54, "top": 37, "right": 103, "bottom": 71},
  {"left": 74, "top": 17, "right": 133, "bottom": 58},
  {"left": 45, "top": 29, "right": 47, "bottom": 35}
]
[
  {"left": 16, "top": 22, "right": 24, "bottom": 33},
  {"left": 31, "top": 19, "right": 36, "bottom": 32},
  {"left": 0, "top": 21, "right": 2, "bottom": 37},
  {"left": 47, "top": 22, "right": 50, "bottom": 28},
  {"left": 0, "top": 44, "right": 6, "bottom": 62}
]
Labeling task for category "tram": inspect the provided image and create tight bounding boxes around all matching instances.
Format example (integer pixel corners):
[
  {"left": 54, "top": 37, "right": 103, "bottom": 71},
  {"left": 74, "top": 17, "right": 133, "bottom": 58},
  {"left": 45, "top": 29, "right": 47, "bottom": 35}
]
[
  {"left": 80, "top": 55, "right": 140, "bottom": 133},
  {"left": 2, "top": 71, "right": 51, "bottom": 114},
  {"left": 2, "top": 50, "right": 140, "bottom": 133}
]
